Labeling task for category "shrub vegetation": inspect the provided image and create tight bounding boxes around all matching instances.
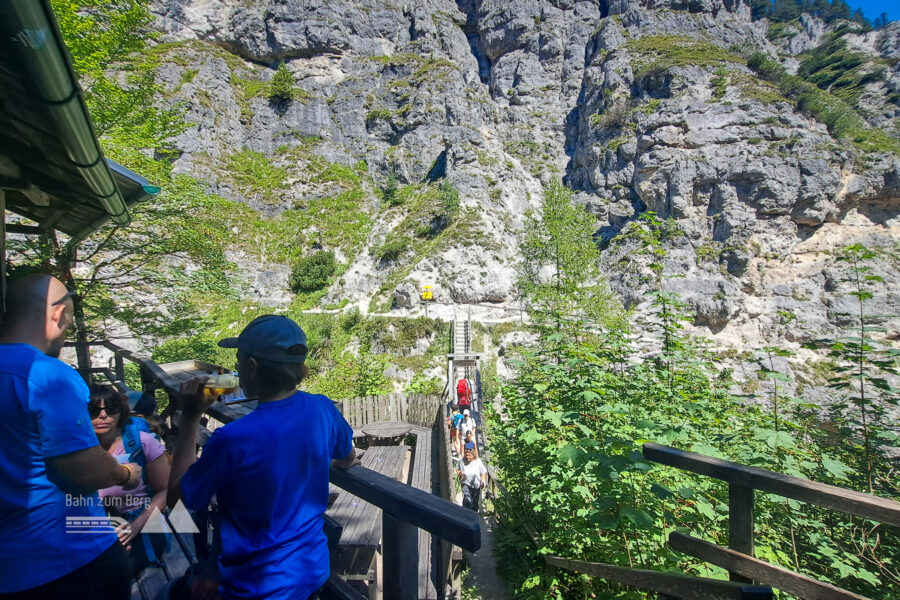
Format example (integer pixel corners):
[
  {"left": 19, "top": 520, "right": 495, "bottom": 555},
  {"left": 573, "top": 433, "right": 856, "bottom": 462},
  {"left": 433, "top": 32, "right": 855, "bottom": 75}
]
[{"left": 290, "top": 251, "right": 337, "bottom": 293}]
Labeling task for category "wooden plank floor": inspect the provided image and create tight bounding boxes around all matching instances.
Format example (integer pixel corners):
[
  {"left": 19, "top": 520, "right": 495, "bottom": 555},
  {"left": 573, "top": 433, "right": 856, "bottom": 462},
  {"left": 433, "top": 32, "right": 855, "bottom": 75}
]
[
  {"left": 328, "top": 445, "right": 408, "bottom": 548},
  {"left": 409, "top": 425, "right": 438, "bottom": 600}
]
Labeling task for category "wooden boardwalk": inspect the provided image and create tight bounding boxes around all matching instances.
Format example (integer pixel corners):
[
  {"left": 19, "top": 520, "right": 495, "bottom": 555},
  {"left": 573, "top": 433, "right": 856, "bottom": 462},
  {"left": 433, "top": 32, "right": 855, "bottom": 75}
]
[
  {"left": 408, "top": 425, "right": 438, "bottom": 600},
  {"left": 328, "top": 445, "right": 409, "bottom": 547}
]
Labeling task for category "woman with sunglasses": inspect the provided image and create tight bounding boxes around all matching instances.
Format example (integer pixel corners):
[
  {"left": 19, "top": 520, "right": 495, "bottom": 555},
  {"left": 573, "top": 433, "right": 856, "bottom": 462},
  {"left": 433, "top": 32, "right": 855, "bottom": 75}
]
[{"left": 90, "top": 385, "right": 170, "bottom": 576}]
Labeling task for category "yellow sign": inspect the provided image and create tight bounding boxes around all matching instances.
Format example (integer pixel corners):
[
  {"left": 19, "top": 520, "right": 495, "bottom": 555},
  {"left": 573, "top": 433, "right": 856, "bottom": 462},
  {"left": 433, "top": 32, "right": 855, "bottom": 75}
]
[{"left": 421, "top": 285, "right": 433, "bottom": 301}]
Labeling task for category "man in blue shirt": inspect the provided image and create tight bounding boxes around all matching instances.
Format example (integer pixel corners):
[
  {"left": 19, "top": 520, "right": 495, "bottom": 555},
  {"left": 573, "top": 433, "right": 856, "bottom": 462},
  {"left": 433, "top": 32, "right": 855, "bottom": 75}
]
[
  {"left": 0, "top": 274, "right": 142, "bottom": 599},
  {"left": 168, "top": 315, "right": 358, "bottom": 600}
]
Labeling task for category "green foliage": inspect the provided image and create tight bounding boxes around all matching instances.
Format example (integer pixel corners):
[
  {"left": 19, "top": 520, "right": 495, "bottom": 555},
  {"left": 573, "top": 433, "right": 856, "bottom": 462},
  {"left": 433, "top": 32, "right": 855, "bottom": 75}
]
[
  {"left": 406, "top": 371, "right": 442, "bottom": 395},
  {"left": 269, "top": 62, "right": 296, "bottom": 102},
  {"left": 371, "top": 181, "right": 461, "bottom": 269},
  {"left": 290, "top": 251, "right": 337, "bottom": 293},
  {"left": 52, "top": 0, "right": 187, "bottom": 150},
  {"left": 710, "top": 66, "right": 729, "bottom": 101},
  {"left": 493, "top": 234, "right": 899, "bottom": 599},
  {"left": 376, "top": 238, "right": 408, "bottom": 262},
  {"left": 804, "top": 244, "right": 899, "bottom": 494},
  {"left": 798, "top": 35, "right": 886, "bottom": 106},
  {"left": 224, "top": 149, "right": 288, "bottom": 204},
  {"left": 746, "top": 52, "right": 900, "bottom": 155},
  {"left": 381, "top": 171, "right": 401, "bottom": 206},
  {"left": 438, "top": 181, "right": 460, "bottom": 219},
  {"left": 625, "top": 35, "right": 743, "bottom": 81},
  {"left": 517, "top": 182, "right": 624, "bottom": 343},
  {"left": 751, "top": 0, "right": 872, "bottom": 28},
  {"left": 366, "top": 53, "right": 457, "bottom": 87},
  {"left": 590, "top": 101, "right": 631, "bottom": 130}
]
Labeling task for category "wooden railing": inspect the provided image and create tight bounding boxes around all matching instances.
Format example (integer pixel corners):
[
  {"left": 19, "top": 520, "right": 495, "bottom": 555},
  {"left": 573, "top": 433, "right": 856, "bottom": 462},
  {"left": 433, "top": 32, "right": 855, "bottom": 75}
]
[
  {"left": 330, "top": 465, "right": 480, "bottom": 599},
  {"left": 643, "top": 443, "right": 900, "bottom": 600},
  {"left": 64, "top": 339, "right": 186, "bottom": 395}
]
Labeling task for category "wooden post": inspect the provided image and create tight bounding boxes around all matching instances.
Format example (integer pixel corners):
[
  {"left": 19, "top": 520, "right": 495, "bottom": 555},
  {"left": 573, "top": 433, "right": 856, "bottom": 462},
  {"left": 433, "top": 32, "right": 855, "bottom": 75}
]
[
  {"left": 114, "top": 352, "right": 125, "bottom": 382},
  {"left": 729, "top": 483, "right": 754, "bottom": 583},
  {"left": 382, "top": 511, "right": 418, "bottom": 600}
]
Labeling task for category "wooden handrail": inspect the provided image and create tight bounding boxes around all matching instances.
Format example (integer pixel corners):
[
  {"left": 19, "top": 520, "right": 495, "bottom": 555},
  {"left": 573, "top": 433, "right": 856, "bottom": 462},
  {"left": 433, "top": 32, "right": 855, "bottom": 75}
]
[
  {"left": 329, "top": 464, "right": 480, "bottom": 552},
  {"left": 547, "top": 557, "right": 772, "bottom": 600},
  {"left": 669, "top": 533, "right": 868, "bottom": 600},
  {"left": 65, "top": 339, "right": 189, "bottom": 397},
  {"left": 644, "top": 443, "right": 898, "bottom": 595},
  {"left": 643, "top": 443, "right": 900, "bottom": 527}
]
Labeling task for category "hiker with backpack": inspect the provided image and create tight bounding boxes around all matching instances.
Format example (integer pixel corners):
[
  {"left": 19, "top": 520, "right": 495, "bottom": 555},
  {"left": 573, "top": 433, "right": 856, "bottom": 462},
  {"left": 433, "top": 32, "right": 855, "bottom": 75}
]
[
  {"left": 456, "top": 377, "right": 473, "bottom": 412},
  {"left": 90, "top": 384, "right": 170, "bottom": 576}
]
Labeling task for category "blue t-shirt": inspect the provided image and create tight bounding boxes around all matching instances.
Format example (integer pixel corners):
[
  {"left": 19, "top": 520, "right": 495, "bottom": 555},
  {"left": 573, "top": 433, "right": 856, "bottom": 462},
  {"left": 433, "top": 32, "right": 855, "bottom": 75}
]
[
  {"left": 0, "top": 343, "right": 116, "bottom": 592},
  {"left": 181, "top": 390, "right": 353, "bottom": 600}
]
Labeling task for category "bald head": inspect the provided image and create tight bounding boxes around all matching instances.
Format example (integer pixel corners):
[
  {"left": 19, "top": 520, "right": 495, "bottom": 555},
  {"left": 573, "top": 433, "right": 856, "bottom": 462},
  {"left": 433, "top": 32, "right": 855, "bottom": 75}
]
[{"left": 1, "top": 274, "right": 74, "bottom": 356}]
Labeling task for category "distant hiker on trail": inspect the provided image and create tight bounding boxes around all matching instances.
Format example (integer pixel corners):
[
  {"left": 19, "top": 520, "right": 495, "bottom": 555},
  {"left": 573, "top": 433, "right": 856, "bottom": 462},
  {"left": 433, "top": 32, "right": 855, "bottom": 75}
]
[
  {"left": 457, "top": 449, "right": 487, "bottom": 512},
  {"left": 463, "top": 430, "right": 477, "bottom": 457},
  {"left": 91, "top": 384, "right": 170, "bottom": 577},
  {"left": 0, "top": 274, "right": 141, "bottom": 599},
  {"left": 449, "top": 408, "right": 461, "bottom": 456},
  {"left": 456, "top": 377, "right": 472, "bottom": 412},
  {"left": 458, "top": 408, "right": 476, "bottom": 443},
  {"left": 167, "top": 315, "right": 358, "bottom": 600}
]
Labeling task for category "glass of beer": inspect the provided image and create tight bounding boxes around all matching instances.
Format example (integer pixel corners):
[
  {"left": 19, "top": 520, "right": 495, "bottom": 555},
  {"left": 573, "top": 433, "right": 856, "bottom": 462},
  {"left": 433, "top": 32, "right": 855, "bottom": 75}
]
[{"left": 204, "top": 373, "right": 239, "bottom": 399}]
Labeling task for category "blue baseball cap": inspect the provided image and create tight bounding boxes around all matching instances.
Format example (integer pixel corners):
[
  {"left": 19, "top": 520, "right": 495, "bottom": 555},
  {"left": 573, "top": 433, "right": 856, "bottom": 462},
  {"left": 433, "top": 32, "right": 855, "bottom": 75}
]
[{"left": 217, "top": 315, "right": 308, "bottom": 364}]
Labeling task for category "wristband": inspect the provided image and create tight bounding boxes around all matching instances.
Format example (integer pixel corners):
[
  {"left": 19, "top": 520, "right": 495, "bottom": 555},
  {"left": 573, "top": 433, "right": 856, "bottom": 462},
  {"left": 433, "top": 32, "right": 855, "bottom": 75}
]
[{"left": 116, "top": 464, "right": 132, "bottom": 487}]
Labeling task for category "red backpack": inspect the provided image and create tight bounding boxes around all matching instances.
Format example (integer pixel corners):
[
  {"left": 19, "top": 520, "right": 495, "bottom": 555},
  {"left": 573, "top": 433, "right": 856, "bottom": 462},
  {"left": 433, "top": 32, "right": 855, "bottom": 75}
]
[{"left": 457, "top": 379, "right": 471, "bottom": 405}]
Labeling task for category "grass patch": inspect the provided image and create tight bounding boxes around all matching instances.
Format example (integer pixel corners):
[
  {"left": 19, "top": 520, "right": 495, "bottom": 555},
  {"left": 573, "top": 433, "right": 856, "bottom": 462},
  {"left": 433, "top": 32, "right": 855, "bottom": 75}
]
[
  {"left": 626, "top": 35, "right": 743, "bottom": 80},
  {"left": 366, "top": 53, "right": 457, "bottom": 87},
  {"left": 224, "top": 149, "right": 288, "bottom": 204}
]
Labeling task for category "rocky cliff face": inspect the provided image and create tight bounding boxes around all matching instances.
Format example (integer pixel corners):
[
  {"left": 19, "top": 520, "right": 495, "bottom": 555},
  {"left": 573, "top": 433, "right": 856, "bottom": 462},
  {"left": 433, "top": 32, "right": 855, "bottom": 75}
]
[{"left": 147, "top": 0, "right": 899, "bottom": 353}]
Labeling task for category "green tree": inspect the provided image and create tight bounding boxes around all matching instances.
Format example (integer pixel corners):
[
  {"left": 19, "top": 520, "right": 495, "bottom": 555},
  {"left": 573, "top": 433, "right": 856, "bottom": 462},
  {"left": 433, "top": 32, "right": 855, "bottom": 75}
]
[
  {"left": 269, "top": 62, "right": 296, "bottom": 102},
  {"left": 516, "top": 181, "right": 622, "bottom": 342},
  {"left": 8, "top": 1, "right": 231, "bottom": 342},
  {"left": 806, "top": 245, "right": 899, "bottom": 493},
  {"left": 52, "top": 0, "right": 186, "bottom": 150}
]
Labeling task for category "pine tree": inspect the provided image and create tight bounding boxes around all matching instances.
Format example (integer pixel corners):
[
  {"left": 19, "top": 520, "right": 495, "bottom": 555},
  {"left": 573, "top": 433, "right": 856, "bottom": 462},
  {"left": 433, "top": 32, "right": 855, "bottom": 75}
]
[{"left": 516, "top": 181, "right": 622, "bottom": 343}]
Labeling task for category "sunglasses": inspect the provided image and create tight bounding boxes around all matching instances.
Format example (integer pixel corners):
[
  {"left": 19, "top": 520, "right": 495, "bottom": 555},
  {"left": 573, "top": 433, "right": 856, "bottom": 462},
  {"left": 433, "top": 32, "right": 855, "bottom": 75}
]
[{"left": 88, "top": 400, "right": 121, "bottom": 419}]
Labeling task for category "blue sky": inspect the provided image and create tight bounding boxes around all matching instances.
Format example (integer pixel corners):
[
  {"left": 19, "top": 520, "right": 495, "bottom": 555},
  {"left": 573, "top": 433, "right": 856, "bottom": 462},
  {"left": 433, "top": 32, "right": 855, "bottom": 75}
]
[{"left": 850, "top": 1, "right": 899, "bottom": 22}]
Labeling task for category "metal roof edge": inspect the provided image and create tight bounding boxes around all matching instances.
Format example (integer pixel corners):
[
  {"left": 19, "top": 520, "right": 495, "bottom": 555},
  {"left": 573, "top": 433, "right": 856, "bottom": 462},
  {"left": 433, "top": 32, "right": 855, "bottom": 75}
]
[{"left": 0, "top": 0, "right": 134, "bottom": 230}]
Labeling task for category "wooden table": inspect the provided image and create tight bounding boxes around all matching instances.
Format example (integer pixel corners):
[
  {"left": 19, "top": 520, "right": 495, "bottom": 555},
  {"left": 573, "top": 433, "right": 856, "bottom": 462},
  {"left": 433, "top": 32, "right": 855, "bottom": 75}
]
[{"left": 361, "top": 420, "right": 412, "bottom": 444}]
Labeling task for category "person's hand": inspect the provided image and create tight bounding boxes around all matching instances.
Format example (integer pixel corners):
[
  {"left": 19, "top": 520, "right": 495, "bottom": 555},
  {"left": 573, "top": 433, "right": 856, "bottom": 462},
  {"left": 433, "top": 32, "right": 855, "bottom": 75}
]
[
  {"left": 177, "top": 376, "right": 212, "bottom": 419},
  {"left": 114, "top": 521, "right": 133, "bottom": 552}
]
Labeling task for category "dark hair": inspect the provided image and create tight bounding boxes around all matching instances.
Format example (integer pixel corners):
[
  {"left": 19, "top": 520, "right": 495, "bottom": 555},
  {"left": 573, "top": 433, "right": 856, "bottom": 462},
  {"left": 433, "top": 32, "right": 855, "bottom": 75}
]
[
  {"left": 242, "top": 352, "right": 308, "bottom": 396},
  {"left": 89, "top": 384, "right": 131, "bottom": 430}
]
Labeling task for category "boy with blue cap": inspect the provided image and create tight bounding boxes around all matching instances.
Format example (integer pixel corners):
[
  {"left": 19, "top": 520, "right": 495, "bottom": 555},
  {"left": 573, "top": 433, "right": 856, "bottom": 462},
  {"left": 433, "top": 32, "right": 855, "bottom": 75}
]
[{"left": 167, "top": 315, "right": 358, "bottom": 600}]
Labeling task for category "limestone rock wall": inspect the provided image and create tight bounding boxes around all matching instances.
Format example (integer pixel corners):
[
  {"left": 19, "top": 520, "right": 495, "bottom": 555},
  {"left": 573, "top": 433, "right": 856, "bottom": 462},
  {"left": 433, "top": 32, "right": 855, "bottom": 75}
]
[{"left": 147, "top": 0, "right": 899, "bottom": 351}]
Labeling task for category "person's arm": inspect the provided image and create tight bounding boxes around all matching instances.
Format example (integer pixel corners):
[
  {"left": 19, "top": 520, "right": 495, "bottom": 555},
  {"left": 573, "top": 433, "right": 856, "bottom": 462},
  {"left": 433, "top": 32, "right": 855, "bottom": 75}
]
[
  {"left": 332, "top": 447, "right": 359, "bottom": 470},
  {"left": 167, "top": 376, "right": 212, "bottom": 509},
  {"left": 46, "top": 446, "right": 141, "bottom": 496},
  {"left": 122, "top": 453, "right": 170, "bottom": 544},
  {"left": 37, "top": 371, "right": 140, "bottom": 495}
]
